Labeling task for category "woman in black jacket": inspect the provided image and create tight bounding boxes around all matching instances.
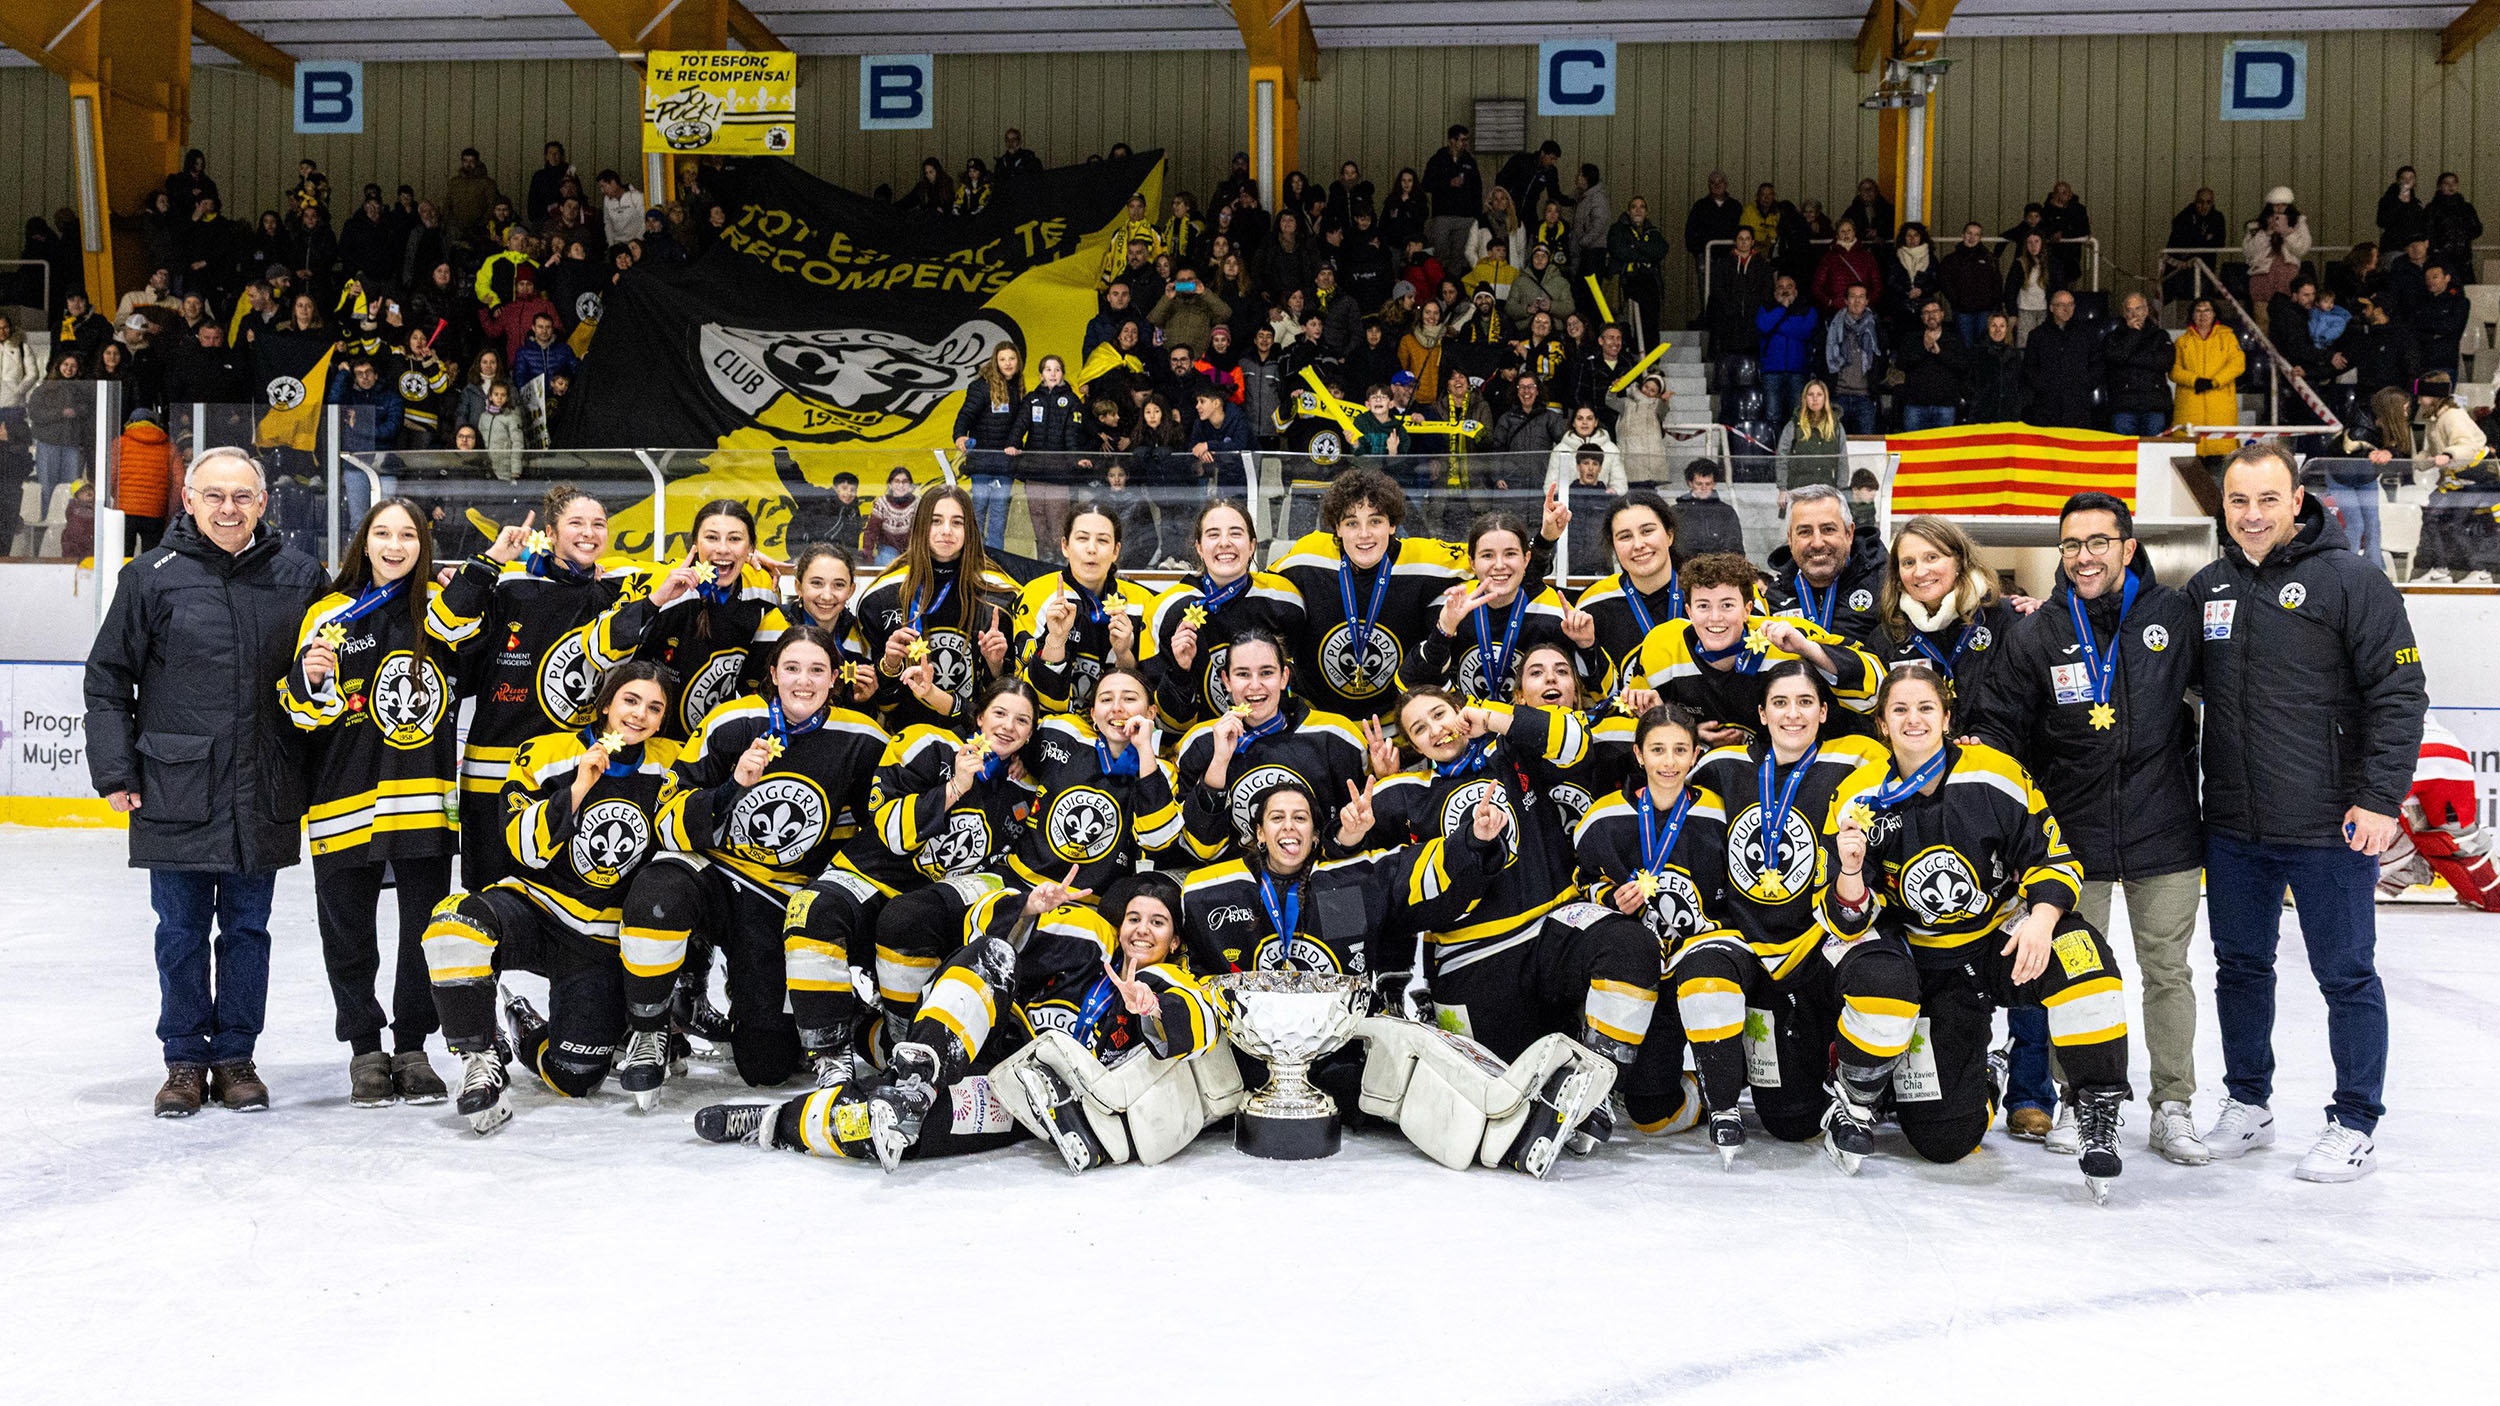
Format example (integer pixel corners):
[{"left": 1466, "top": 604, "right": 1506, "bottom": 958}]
[
  {"left": 1020, "top": 354, "right": 1089, "bottom": 562},
  {"left": 1381, "top": 168, "right": 1428, "bottom": 251},
  {"left": 1253, "top": 209, "right": 1316, "bottom": 301},
  {"left": 1964, "top": 311, "right": 2027, "bottom": 423},
  {"left": 952, "top": 344, "right": 1025, "bottom": 551}
]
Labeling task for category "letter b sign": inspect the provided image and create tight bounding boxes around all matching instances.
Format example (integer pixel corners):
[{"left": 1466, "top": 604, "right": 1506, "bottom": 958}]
[
  {"left": 294, "top": 61, "right": 363, "bottom": 135},
  {"left": 860, "top": 55, "right": 934, "bottom": 131}
]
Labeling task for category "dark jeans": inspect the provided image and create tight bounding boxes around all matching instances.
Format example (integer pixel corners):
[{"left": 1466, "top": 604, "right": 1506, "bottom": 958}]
[
  {"left": 2205, "top": 829, "right": 2387, "bottom": 1132},
  {"left": 1902, "top": 404, "right": 1957, "bottom": 431},
  {"left": 1954, "top": 312, "right": 1990, "bottom": 348},
  {"left": 2003, "top": 1006, "right": 2055, "bottom": 1114},
  {"left": 1834, "top": 393, "right": 1879, "bottom": 437},
  {"left": 2109, "top": 409, "right": 2168, "bottom": 437},
  {"left": 1762, "top": 372, "right": 1806, "bottom": 433},
  {"left": 152, "top": 869, "right": 279, "bottom": 1066}
]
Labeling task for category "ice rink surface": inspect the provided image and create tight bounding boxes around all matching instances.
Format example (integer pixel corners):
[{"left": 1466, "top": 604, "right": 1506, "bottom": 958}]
[{"left": 4, "top": 827, "right": 2495, "bottom": 1404}]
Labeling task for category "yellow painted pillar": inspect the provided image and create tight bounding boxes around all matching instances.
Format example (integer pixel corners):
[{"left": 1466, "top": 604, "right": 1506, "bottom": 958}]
[{"left": 1235, "top": 0, "right": 1318, "bottom": 198}]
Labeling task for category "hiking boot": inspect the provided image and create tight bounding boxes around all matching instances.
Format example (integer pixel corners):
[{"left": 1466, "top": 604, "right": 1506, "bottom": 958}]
[
  {"left": 392, "top": 1050, "right": 450, "bottom": 1105},
  {"left": 210, "top": 1060, "right": 270, "bottom": 1112},
  {"left": 349, "top": 1051, "right": 397, "bottom": 1107},
  {"left": 154, "top": 1063, "right": 209, "bottom": 1118}
]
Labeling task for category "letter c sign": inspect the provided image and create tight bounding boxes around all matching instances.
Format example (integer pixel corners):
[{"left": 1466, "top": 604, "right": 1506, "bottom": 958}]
[{"left": 1539, "top": 40, "right": 1615, "bottom": 117}]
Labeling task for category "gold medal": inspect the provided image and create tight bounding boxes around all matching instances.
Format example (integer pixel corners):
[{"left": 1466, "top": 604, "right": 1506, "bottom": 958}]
[
  {"left": 316, "top": 622, "right": 348, "bottom": 648},
  {"left": 1227, "top": 703, "right": 1254, "bottom": 718},
  {"left": 1744, "top": 623, "right": 1771, "bottom": 655},
  {"left": 2089, "top": 703, "right": 2116, "bottom": 731},
  {"left": 1633, "top": 871, "right": 1662, "bottom": 900},
  {"left": 524, "top": 529, "right": 551, "bottom": 556},
  {"left": 596, "top": 731, "right": 626, "bottom": 753},
  {"left": 1844, "top": 801, "right": 1875, "bottom": 832},
  {"left": 1183, "top": 604, "right": 1209, "bottom": 628},
  {"left": 765, "top": 735, "right": 788, "bottom": 760},
  {"left": 906, "top": 638, "right": 930, "bottom": 662}
]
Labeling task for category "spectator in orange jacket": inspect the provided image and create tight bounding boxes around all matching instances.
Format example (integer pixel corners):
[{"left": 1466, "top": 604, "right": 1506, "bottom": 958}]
[{"left": 113, "top": 407, "right": 181, "bottom": 552}]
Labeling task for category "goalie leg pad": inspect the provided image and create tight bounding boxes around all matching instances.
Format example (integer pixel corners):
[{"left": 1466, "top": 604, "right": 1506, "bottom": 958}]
[{"left": 1352, "top": 1016, "right": 1614, "bottom": 1171}]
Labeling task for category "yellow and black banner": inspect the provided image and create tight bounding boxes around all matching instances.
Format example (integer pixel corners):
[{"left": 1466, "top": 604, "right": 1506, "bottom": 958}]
[{"left": 643, "top": 50, "right": 797, "bottom": 156}]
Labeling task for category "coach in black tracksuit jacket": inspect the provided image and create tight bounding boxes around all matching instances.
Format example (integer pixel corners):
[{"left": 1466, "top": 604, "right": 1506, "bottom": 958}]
[
  {"left": 1968, "top": 495, "right": 2205, "bottom": 1119},
  {"left": 2192, "top": 454, "right": 2424, "bottom": 1155}
]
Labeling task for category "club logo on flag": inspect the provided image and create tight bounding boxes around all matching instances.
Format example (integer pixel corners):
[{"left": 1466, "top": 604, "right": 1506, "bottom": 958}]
[{"left": 699, "top": 320, "right": 1017, "bottom": 442}]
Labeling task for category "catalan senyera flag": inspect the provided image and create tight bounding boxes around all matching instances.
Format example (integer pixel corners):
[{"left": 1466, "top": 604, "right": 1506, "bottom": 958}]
[{"left": 1884, "top": 423, "right": 2138, "bottom": 516}]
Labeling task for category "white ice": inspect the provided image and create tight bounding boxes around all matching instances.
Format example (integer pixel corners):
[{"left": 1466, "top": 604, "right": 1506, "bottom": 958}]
[{"left": 3, "top": 826, "right": 2495, "bottom": 1404}]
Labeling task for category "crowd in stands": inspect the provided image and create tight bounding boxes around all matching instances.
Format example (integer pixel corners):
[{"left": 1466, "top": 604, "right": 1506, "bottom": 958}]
[{"left": 2, "top": 128, "right": 2489, "bottom": 575}]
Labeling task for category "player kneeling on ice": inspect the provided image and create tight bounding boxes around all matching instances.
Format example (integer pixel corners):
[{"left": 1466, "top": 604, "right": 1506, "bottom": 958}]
[
  {"left": 420, "top": 663, "right": 683, "bottom": 1135},
  {"left": 1823, "top": 665, "right": 2132, "bottom": 1200},
  {"left": 694, "top": 872, "right": 1237, "bottom": 1171}
]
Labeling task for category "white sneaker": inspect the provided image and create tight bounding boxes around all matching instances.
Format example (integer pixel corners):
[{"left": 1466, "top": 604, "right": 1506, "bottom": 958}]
[
  {"left": 2293, "top": 1122, "right": 2376, "bottom": 1182},
  {"left": 2469, "top": 570, "right": 2496, "bottom": 585},
  {"left": 2149, "top": 1100, "right": 2213, "bottom": 1166},
  {"left": 2045, "top": 1100, "right": 2080, "bottom": 1155},
  {"left": 2416, "top": 568, "right": 2454, "bottom": 583},
  {"left": 2204, "top": 1098, "right": 2276, "bottom": 1158}
]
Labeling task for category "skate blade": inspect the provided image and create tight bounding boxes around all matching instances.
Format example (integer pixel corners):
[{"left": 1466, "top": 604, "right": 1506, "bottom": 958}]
[
  {"left": 632, "top": 1086, "right": 660, "bottom": 1112},
  {"left": 1052, "top": 1131, "right": 1096, "bottom": 1176},
  {"left": 2087, "top": 1175, "right": 2114, "bottom": 1205},
  {"left": 1824, "top": 1136, "right": 1864, "bottom": 1176},
  {"left": 868, "top": 1102, "right": 905, "bottom": 1173},
  {"left": 468, "top": 1094, "right": 513, "bottom": 1136},
  {"left": 1717, "top": 1142, "right": 1740, "bottom": 1170},
  {"left": 1520, "top": 1133, "right": 1562, "bottom": 1180}
]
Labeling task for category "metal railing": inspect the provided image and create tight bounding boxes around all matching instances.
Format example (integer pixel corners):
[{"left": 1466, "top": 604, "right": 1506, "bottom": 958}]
[{"left": 1701, "top": 234, "right": 2101, "bottom": 311}]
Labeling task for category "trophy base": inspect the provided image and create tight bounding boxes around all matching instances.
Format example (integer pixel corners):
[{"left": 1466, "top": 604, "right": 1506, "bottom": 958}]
[{"left": 1236, "top": 1107, "right": 1343, "bottom": 1160}]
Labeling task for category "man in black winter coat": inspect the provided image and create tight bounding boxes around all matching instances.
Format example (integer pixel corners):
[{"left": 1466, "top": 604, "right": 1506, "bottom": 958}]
[
  {"left": 1672, "top": 459, "right": 1746, "bottom": 559},
  {"left": 1762, "top": 483, "right": 1888, "bottom": 645},
  {"left": 1968, "top": 492, "right": 2209, "bottom": 1162},
  {"left": 86, "top": 446, "right": 328, "bottom": 1118},
  {"left": 2165, "top": 189, "right": 2229, "bottom": 308},
  {"left": 2411, "top": 265, "right": 2471, "bottom": 380},
  {"left": 2021, "top": 291, "right": 2100, "bottom": 429},
  {"left": 2335, "top": 295, "right": 2417, "bottom": 398},
  {"left": 2190, "top": 443, "right": 2424, "bottom": 1183},
  {"left": 2101, "top": 293, "right": 2175, "bottom": 436}
]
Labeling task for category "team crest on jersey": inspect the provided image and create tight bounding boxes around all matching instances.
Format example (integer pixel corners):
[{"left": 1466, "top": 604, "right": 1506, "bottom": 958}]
[
  {"left": 398, "top": 369, "right": 429, "bottom": 399},
  {"left": 1848, "top": 588, "right": 1874, "bottom": 612},
  {"left": 1255, "top": 932, "right": 1348, "bottom": 973},
  {"left": 1969, "top": 626, "right": 1994, "bottom": 652},
  {"left": 1202, "top": 643, "right": 1235, "bottom": 713},
  {"left": 915, "top": 811, "right": 992, "bottom": 878},
  {"left": 920, "top": 628, "right": 975, "bottom": 698},
  {"left": 1439, "top": 778, "right": 1518, "bottom": 858},
  {"left": 572, "top": 799, "right": 652, "bottom": 886},
  {"left": 1045, "top": 787, "right": 1122, "bottom": 863},
  {"left": 1547, "top": 782, "right": 1595, "bottom": 833},
  {"left": 1725, "top": 803, "right": 1820, "bottom": 902},
  {"left": 1065, "top": 654, "right": 1107, "bottom": 711},
  {"left": 728, "top": 776, "right": 828, "bottom": 866},
  {"left": 1900, "top": 845, "right": 1987, "bottom": 925},
  {"left": 1317, "top": 621, "right": 1400, "bottom": 698},
  {"left": 369, "top": 651, "right": 449, "bottom": 748},
  {"left": 697, "top": 319, "right": 1018, "bottom": 443},
  {"left": 538, "top": 630, "right": 597, "bottom": 727},
  {"left": 1643, "top": 866, "right": 1708, "bottom": 943},
  {"left": 575, "top": 291, "right": 603, "bottom": 324},
  {"left": 1228, "top": 763, "right": 1307, "bottom": 842},
  {"left": 681, "top": 650, "right": 746, "bottom": 731},
  {"left": 2278, "top": 583, "right": 2307, "bottom": 610},
  {"left": 1021, "top": 1002, "right": 1080, "bottom": 1038}
]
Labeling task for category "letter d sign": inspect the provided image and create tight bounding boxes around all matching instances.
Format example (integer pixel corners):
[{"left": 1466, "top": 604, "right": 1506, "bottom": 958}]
[
  {"left": 2220, "top": 41, "right": 2305, "bottom": 121},
  {"left": 1538, "top": 40, "right": 1615, "bottom": 117},
  {"left": 860, "top": 55, "right": 934, "bottom": 131},
  {"left": 294, "top": 61, "right": 364, "bottom": 135}
]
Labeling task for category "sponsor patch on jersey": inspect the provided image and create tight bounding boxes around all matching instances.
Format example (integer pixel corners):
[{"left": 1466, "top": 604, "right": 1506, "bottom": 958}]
[
  {"left": 2203, "top": 599, "right": 2236, "bottom": 641},
  {"left": 2051, "top": 927, "right": 2103, "bottom": 979},
  {"left": 947, "top": 1076, "right": 1018, "bottom": 1135},
  {"left": 1847, "top": 588, "right": 1874, "bottom": 612},
  {"left": 1742, "top": 1007, "right": 1781, "bottom": 1087},
  {"left": 2049, "top": 662, "right": 2093, "bottom": 704},
  {"left": 2142, "top": 623, "right": 2169, "bottom": 652},
  {"left": 1969, "top": 625, "right": 1994, "bottom": 652}
]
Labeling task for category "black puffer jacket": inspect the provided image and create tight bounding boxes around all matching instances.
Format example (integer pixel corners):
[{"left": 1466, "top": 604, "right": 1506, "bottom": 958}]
[
  {"left": 2187, "top": 499, "right": 2425, "bottom": 846},
  {"left": 1965, "top": 555, "right": 2202, "bottom": 879},
  {"left": 1763, "top": 526, "right": 1890, "bottom": 646},
  {"left": 2100, "top": 322, "right": 2175, "bottom": 415},
  {"left": 85, "top": 514, "right": 328, "bottom": 872}
]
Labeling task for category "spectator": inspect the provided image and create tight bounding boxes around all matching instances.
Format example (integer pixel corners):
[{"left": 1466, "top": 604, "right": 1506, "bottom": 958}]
[
  {"left": 1674, "top": 459, "right": 1745, "bottom": 559},
  {"left": 1822, "top": 284, "right": 1884, "bottom": 435},
  {"left": 1254, "top": 210, "right": 1316, "bottom": 300},
  {"left": 996, "top": 127, "right": 1042, "bottom": 181},
  {"left": 900, "top": 156, "right": 954, "bottom": 212},
  {"left": 2380, "top": 235, "right": 2433, "bottom": 319},
  {"left": 1192, "top": 385, "right": 1255, "bottom": 498},
  {"left": 1423, "top": 124, "right": 1483, "bottom": 273},
  {"left": 165, "top": 149, "right": 219, "bottom": 221},
  {"left": 2412, "top": 263, "right": 2470, "bottom": 381},
  {"left": 2023, "top": 289, "right": 2101, "bottom": 429},
  {"left": 2040, "top": 180, "right": 2091, "bottom": 283},
  {"left": 115, "top": 267, "right": 179, "bottom": 326},
  {"left": 526, "top": 140, "right": 573, "bottom": 223},
  {"left": 1884, "top": 221, "right": 1938, "bottom": 332},
  {"left": 29, "top": 353, "right": 91, "bottom": 497},
  {"left": 1496, "top": 139, "right": 1565, "bottom": 225},
  {"left": 2169, "top": 297, "right": 2245, "bottom": 456},
  {"left": 1397, "top": 299, "right": 1446, "bottom": 399},
  {"left": 1605, "top": 197, "right": 1670, "bottom": 346},
  {"left": 1841, "top": 177, "right": 1895, "bottom": 246},
  {"left": 1488, "top": 373, "right": 1567, "bottom": 489},
  {"left": 85, "top": 445, "right": 326, "bottom": 1117},
  {"left": 1608, "top": 372, "right": 1672, "bottom": 484},
  {"left": 861, "top": 466, "right": 921, "bottom": 566},
  {"left": 399, "top": 201, "right": 450, "bottom": 290},
  {"left": 0, "top": 406, "right": 29, "bottom": 554},
  {"left": 57, "top": 291, "right": 110, "bottom": 365},
  {"left": 113, "top": 406, "right": 181, "bottom": 551},
  {"left": 1465, "top": 186, "right": 1527, "bottom": 292},
  {"left": 1507, "top": 242, "right": 1577, "bottom": 326},
  {"left": 2376, "top": 166, "right": 2428, "bottom": 250},
  {"left": 329, "top": 356, "right": 403, "bottom": 468},
  {"left": 2267, "top": 277, "right": 2329, "bottom": 381},
  {"left": 337, "top": 196, "right": 397, "bottom": 293},
  {"left": 1378, "top": 168, "right": 1428, "bottom": 253},
  {"left": 2241, "top": 189, "right": 2311, "bottom": 327},
  {"left": 2001, "top": 229, "right": 2063, "bottom": 344},
  {"left": 0, "top": 312, "right": 42, "bottom": 410},
  {"left": 596, "top": 170, "right": 646, "bottom": 249},
  {"left": 1754, "top": 274, "right": 1819, "bottom": 431},
  {"left": 1936, "top": 220, "right": 2001, "bottom": 347},
  {"left": 1163, "top": 193, "right": 1209, "bottom": 269},
  {"left": 1568, "top": 164, "right": 1613, "bottom": 279},
  {"left": 480, "top": 268, "right": 557, "bottom": 362},
  {"left": 2327, "top": 386, "right": 2412, "bottom": 570},
  {"left": 2191, "top": 440, "right": 2422, "bottom": 1183},
  {"left": 1704, "top": 225, "right": 1774, "bottom": 363},
  {"left": 954, "top": 344, "right": 1025, "bottom": 545},
  {"left": 2327, "top": 242, "right": 2382, "bottom": 310},
  {"left": 162, "top": 321, "right": 253, "bottom": 414},
  {"left": 477, "top": 378, "right": 525, "bottom": 477},
  {"left": 1810, "top": 218, "right": 1882, "bottom": 313},
  {"left": 2407, "top": 378, "right": 2494, "bottom": 583},
  {"left": 2165, "top": 187, "right": 2229, "bottom": 315},
  {"left": 1546, "top": 404, "right": 1624, "bottom": 494},
  {"left": 1894, "top": 299, "right": 1966, "bottom": 431},
  {"left": 2101, "top": 292, "right": 2175, "bottom": 437},
  {"left": 1739, "top": 182, "right": 1795, "bottom": 266},
  {"left": 1786, "top": 201, "right": 1834, "bottom": 285},
  {"left": 443, "top": 149, "right": 501, "bottom": 248},
  {"left": 1149, "top": 267, "right": 1230, "bottom": 360},
  {"left": 953, "top": 158, "right": 993, "bottom": 216},
  {"left": 1775, "top": 379, "right": 1849, "bottom": 492},
  {"left": 2338, "top": 294, "right": 2417, "bottom": 400}
]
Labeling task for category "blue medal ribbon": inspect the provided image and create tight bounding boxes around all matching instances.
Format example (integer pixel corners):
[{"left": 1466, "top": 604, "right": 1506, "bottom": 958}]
[
  {"left": 1095, "top": 728, "right": 1142, "bottom": 777},
  {"left": 1622, "top": 572, "right": 1682, "bottom": 636},
  {"left": 907, "top": 577, "right": 956, "bottom": 636},
  {"left": 1470, "top": 592, "right": 1530, "bottom": 697},
  {"left": 333, "top": 578, "right": 407, "bottom": 627},
  {"left": 1435, "top": 736, "right": 1494, "bottom": 777},
  {"left": 1636, "top": 786, "right": 1694, "bottom": 881},
  {"left": 1337, "top": 543, "right": 1395, "bottom": 684},
  {"left": 1255, "top": 872, "right": 1303, "bottom": 956},
  {"left": 766, "top": 695, "right": 826, "bottom": 750},
  {"left": 1233, "top": 709, "right": 1290, "bottom": 755},
  {"left": 1909, "top": 623, "right": 1973, "bottom": 679},
  {"left": 1694, "top": 622, "right": 1767, "bottom": 675},
  {"left": 1195, "top": 571, "right": 1251, "bottom": 617},
  {"left": 2065, "top": 571, "right": 2141, "bottom": 711},
  {"left": 526, "top": 546, "right": 594, "bottom": 583},
  {"left": 1792, "top": 572, "right": 1838, "bottom": 630},
  {"left": 1867, "top": 745, "right": 1952, "bottom": 812},
  {"left": 1755, "top": 746, "right": 1819, "bottom": 874},
  {"left": 1075, "top": 973, "right": 1123, "bottom": 1041},
  {"left": 695, "top": 563, "right": 738, "bottom": 606},
  {"left": 1067, "top": 573, "right": 1113, "bottom": 627}
]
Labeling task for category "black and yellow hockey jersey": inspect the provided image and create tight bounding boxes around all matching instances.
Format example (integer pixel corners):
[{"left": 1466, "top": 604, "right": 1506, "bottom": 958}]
[
  {"left": 1142, "top": 569, "right": 1308, "bottom": 733},
  {"left": 1401, "top": 585, "right": 1593, "bottom": 703},
  {"left": 497, "top": 729, "right": 686, "bottom": 940},
  {"left": 1174, "top": 696, "right": 1369, "bottom": 861},
  {"left": 1369, "top": 704, "right": 1583, "bottom": 974},
  {"left": 1573, "top": 569, "right": 1686, "bottom": 695},
  {"left": 1009, "top": 568, "right": 1160, "bottom": 715},
  {"left": 283, "top": 582, "right": 471, "bottom": 860},
  {"left": 432, "top": 553, "right": 657, "bottom": 803},
  {"left": 965, "top": 896, "right": 1220, "bottom": 1066},
  {"left": 1272, "top": 531, "right": 1469, "bottom": 717},
  {"left": 826, "top": 722, "right": 1035, "bottom": 897},
  {"left": 394, "top": 351, "right": 456, "bottom": 434},
  {"left": 1691, "top": 734, "right": 1891, "bottom": 980},
  {"left": 853, "top": 557, "right": 1021, "bottom": 732},
  {"left": 1637, "top": 614, "right": 1881, "bottom": 740},
  {"left": 1820, "top": 740, "right": 2083, "bottom": 964},
  {"left": 1180, "top": 826, "right": 1500, "bottom": 976},
  {"left": 1571, "top": 780, "right": 1743, "bottom": 954},
  {"left": 634, "top": 560, "right": 789, "bottom": 740},
  {"left": 1008, "top": 715, "right": 1183, "bottom": 891},
  {"left": 659, "top": 695, "right": 891, "bottom": 899}
]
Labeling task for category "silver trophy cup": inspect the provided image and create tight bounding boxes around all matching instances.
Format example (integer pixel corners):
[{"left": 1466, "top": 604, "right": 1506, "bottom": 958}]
[{"left": 1212, "top": 970, "right": 1367, "bottom": 1159}]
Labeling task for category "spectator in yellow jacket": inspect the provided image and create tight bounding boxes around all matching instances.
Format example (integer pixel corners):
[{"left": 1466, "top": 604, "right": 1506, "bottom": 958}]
[{"left": 2169, "top": 299, "right": 2245, "bottom": 457}]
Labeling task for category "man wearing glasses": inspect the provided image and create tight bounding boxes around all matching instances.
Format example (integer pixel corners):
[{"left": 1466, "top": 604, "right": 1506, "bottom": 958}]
[
  {"left": 1967, "top": 491, "right": 2212, "bottom": 1165},
  {"left": 86, "top": 446, "right": 326, "bottom": 1117}
]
